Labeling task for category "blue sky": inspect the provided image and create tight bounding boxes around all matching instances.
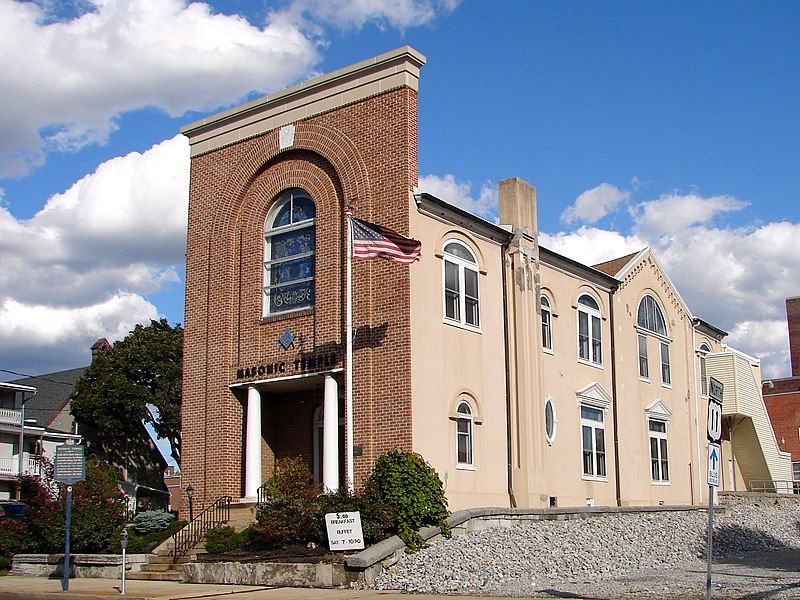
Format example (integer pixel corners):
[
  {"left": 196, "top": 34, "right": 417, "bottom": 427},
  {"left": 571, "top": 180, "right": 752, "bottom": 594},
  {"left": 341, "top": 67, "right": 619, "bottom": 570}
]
[{"left": 1, "top": 0, "right": 799, "bottom": 390}]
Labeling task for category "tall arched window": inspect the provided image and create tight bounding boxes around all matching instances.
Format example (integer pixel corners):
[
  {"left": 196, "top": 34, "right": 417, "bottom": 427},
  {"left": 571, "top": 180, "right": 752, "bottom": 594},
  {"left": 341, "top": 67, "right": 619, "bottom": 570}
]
[
  {"left": 263, "top": 189, "right": 315, "bottom": 316},
  {"left": 541, "top": 296, "right": 553, "bottom": 352},
  {"left": 577, "top": 294, "right": 602, "bottom": 365},
  {"left": 637, "top": 295, "right": 670, "bottom": 385},
  {"left": 456, "top": 401, "right": 474, "bottom": 468},
  {"left": 443, "top": 241, "right": 480, "bottom": 329}
]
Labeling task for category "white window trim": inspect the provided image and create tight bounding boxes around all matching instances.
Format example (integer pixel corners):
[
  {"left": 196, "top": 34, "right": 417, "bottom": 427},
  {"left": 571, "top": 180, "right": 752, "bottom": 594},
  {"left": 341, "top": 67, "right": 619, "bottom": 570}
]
[
  {"left": 455, "top": 401, "right": 475, "bottom": 470},
  {"left": 660, "top": 341, "right": 672, "bottom": 388},
  {"left": 541, "top": 296, "right": 554, "bottom": 353},
  {"left": 580, "top": 404, "right": 608, "bottom": 481},
  {"left": 645, "top": 399, "right": 673, "bottom": 485},
  {"left": 576, "top": 383, "right": 612, "bottom": 481},
  {"left": 442, "top": 240, "right": 481, "bottom": 333},
  {"left": 576, "top": 294, "right": 603, "bottom": 367},
  {"left": 262, "top": 190, "right": 315, "bottom": 317},
  {"left": 544, "top": 395, "right": 557, "bottom": 445},
  {"left": 648, "top": 418, "right": 670, "bottom": 485},
  {"left": 638, "top": 333, "right": 650, "bottom": 381}
]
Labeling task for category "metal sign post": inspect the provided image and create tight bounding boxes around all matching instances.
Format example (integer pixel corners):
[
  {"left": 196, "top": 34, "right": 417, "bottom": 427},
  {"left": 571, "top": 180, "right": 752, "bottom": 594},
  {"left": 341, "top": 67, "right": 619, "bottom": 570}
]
[
  {"left": 706, "top": 377, "right": 724, "bottom": 600},
  {"left": 54, "top": 442, "right": 85, "bottom": 592}
]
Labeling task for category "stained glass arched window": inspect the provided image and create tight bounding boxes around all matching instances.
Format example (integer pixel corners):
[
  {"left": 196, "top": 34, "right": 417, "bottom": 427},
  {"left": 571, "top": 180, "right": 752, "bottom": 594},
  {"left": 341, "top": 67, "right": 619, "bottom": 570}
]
[{"left": 263, "top": 189, "right": 315, "bottom": 315}]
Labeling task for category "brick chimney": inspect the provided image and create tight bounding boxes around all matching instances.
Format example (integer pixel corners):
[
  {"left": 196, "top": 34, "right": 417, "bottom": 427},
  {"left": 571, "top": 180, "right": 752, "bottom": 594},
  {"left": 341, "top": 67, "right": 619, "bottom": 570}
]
[
  {"left": 90, "top": 338, "right": 111, "bottom": 360},
  {"left": 788, "top": 297, "right": 800, "bottom": 377}
]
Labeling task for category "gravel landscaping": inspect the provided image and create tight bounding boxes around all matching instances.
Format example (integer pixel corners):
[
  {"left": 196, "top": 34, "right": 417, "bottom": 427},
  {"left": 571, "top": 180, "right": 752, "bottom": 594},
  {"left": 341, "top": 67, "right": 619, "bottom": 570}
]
[{"left": 373, "top": 499, "right": 800, "bottom": 598}]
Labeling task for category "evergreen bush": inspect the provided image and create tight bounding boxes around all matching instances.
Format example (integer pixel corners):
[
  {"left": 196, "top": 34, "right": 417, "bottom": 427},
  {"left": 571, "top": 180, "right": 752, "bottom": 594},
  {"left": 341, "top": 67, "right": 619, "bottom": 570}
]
[
  {"left": 205, "top": 526, "right": 251, "bottom": 554},
  {"left": 133, "top": 510, "right": 175, "bottom": 535}
]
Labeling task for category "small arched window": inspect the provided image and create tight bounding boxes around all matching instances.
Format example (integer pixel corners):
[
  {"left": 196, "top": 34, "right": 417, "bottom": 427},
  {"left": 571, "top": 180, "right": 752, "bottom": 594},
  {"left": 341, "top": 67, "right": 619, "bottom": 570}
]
[
  {"left": 443, "top": 241, "right": 480, "bottom": 329},
  {"left": 577, "top": 294, "right": 602, "bottom": 365},
  {"left": 456, "top": 401, "right": 474, "bottom": 468},
  {"left": 541, "top": 296, "right": 553, "bottom": 352},
  {"left": 263, "top": 189, "right": 315, "bottom": 316}
]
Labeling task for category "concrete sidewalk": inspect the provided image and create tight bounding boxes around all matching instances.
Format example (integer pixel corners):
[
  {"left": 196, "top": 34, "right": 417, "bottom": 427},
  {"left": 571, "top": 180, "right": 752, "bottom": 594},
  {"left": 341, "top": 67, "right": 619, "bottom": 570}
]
[{"left": 0, "top": 577, "right": 519, "bottom": 600}]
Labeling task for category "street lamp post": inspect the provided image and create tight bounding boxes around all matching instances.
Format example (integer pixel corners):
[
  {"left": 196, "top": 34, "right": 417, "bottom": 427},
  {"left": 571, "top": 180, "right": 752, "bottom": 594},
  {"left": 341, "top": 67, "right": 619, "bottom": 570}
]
[{"left": 186, "top": 484, "right": 194, "bottom": 522}]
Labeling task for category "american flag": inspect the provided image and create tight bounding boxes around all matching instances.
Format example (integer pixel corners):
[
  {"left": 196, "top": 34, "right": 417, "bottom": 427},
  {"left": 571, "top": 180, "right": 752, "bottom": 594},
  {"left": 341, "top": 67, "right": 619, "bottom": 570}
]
[{"left": 350, "top": 216, "right": 421, "bottom": 264}]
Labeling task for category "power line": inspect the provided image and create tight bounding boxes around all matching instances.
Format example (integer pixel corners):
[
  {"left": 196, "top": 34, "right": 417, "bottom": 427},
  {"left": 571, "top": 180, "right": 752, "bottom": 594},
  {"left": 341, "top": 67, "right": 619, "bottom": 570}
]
[{"left": 0, "top": 368, "right": 78, "bottom": 387}]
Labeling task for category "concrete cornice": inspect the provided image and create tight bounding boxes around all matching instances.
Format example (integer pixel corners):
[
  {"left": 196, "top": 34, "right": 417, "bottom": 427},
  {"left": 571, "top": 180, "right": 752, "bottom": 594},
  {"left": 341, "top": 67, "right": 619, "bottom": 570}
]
[{"left": 181, "top": 46, "right": 426, "bottom": 157}]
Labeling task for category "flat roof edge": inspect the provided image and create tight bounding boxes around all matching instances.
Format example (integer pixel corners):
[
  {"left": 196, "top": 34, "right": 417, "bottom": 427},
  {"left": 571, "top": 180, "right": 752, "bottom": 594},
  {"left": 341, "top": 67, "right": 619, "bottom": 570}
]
[{"left": 181, "top": 46, "right": 426, "bottom": 141}]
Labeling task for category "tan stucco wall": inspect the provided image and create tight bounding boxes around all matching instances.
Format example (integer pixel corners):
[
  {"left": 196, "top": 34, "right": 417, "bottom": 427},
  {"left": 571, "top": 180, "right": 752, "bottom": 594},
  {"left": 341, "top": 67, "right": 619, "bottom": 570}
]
[
  {"left": 609, "top": 253, "right": 699, "bottom": 505},
  {"left": 535, "top": 263, "right": 617, "bottom": 507},
  {"left": 409, "top": 201, "right": 510, "bottom": 510}
]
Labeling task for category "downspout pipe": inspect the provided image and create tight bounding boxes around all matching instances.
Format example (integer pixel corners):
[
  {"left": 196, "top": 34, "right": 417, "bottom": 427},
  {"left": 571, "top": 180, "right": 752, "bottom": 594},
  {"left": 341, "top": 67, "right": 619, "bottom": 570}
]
[
  {"left": 608, "top": 285, "right": 622, "bottom": 507},
  {"left": 501, "top": 245, "right": 517, "bottom": 508}
]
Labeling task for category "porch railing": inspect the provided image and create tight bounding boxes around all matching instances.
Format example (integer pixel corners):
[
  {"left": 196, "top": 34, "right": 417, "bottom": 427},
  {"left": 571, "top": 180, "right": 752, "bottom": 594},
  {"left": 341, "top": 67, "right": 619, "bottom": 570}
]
[
  {"left": 0, "top": 408, "right": 22, "bottom": 426},
  {"left": 748, "top": 480, "right": 799, "bottom": 494},
  {"left": 171, "top": 495, "right": 231, "bottom": 563},
  {"left": 0, "top": 454, "right": 40, "bottom": 477}
]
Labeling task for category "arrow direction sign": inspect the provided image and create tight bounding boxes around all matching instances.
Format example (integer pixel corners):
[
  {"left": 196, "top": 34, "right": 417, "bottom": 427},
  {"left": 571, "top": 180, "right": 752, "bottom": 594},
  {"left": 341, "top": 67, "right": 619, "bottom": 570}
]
[{"left": 707, "top": 442, "right": 721, "bottom": 487}]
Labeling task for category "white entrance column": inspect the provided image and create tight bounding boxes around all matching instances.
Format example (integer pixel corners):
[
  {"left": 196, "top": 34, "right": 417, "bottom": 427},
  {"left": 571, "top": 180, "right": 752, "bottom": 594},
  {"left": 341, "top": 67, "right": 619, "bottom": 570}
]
[
  {"left": 322, "top": 375, "right": 339, "bottom": 492},
  {"left": 244, "top": 386, "right": 262, "bottom": 500}
]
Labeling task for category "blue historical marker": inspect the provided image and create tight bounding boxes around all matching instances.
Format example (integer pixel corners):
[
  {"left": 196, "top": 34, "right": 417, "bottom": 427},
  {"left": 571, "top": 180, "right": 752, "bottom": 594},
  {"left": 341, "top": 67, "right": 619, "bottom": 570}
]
[{"left": 54, "top": 442, "right": 85, "bottom": 591}]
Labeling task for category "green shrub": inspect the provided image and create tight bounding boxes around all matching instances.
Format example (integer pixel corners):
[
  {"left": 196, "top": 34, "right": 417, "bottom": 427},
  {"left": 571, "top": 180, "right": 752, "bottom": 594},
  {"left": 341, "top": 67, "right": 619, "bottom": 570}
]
[
  {"left": 133, "top": 510, "right": 175, "bottom": 535},
  {"left": 205, "top": 526, "right": 250, "bottom": 554},
  {"left": 260, "top": 456, "right": 318, "bottom": 504},
  {"left": 0, "top": 517, "right": 30, "bottom": 571},
  {"left": 364, "top": 449, "right": 449, "bottom": 551},
  {"left": 70, "top": 458, "right": 127, "bottom": 552},
  {"left": 249, "top": 457, "right": 318, "bottom": 550}
]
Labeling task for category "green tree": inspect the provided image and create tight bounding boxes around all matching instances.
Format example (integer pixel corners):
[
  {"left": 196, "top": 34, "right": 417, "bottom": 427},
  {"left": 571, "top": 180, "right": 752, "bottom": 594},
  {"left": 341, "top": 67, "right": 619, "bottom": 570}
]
[{"left": 71, "top": 319, "right": 182, "bottom": 464}]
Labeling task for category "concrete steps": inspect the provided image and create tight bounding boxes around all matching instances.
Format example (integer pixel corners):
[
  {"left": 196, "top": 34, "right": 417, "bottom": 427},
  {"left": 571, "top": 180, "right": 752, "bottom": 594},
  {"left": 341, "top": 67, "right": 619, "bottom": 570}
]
[{"left": 128, "top": 502, "right": 259, "bottom": 582}]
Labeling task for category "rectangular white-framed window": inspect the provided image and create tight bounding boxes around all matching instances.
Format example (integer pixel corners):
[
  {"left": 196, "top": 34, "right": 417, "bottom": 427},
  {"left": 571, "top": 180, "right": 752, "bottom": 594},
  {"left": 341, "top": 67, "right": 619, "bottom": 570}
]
[
  {"left": 638, "top": 334, "right": 649, "bottom": 379},
  {"left": 581, "top": 405, "right": 606, "bottom": 479},
  {"left": 793, "top": 461, "right": 800, "bottom": 494},
  {"left": 649, "top": 419, "right": 669, "bottom": 483},
  {"left": 660, "top": 342, "right": 671, "bottom": 386}
]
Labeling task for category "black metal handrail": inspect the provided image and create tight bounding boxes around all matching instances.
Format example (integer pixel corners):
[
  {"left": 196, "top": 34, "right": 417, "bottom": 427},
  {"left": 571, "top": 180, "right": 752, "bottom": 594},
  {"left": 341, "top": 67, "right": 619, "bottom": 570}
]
[
  {"left": 256, "top": 482, "right": 270, "bottom": 506},
  {"left": 171, "top": 495, "right": 232, "bottom": 562}
]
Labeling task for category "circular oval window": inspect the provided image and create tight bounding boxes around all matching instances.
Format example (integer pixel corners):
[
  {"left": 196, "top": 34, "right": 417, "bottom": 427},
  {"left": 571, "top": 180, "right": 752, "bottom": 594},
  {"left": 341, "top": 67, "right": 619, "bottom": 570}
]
[{"left": 544, "top": 395, "right": 557, "bottom": 445}]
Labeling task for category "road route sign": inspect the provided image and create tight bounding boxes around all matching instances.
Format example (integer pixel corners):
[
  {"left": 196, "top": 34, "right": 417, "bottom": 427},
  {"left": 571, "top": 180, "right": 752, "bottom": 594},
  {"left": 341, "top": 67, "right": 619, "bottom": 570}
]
[
  {"left": 707, "top": 442, "right": 721, "bottom": 487},
  {"left": 707, "top": 377, "right": 723, "bottom": 444}
]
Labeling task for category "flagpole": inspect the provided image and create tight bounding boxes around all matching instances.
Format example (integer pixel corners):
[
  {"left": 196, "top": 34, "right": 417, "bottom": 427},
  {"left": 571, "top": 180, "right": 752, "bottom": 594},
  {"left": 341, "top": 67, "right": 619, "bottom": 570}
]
[{"left": 345, "top": 213, "right": 355, "bottom": 493}]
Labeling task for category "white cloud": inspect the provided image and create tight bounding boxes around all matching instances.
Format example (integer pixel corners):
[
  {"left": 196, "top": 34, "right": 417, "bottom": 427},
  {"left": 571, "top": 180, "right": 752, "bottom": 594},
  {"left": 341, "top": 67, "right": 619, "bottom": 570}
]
[
  {"left": 418, "top": 173, "right": 498, "bottom": 221},
  {"left": 545, "top": 190, "right": 800, "bottom": 377},
  {"left": 0, "top": 293, "right": 158, "bottom": 376},
  {"left": 632, "top": 192, "right": 747, "bottom": 238},
  {"left": 0, "top": 0, "right": 319, "bottom": 176},
  {"left": 0, "top": 136, "right": 188, "bottom": 375},
  {"left": 0, "top": 135, "right": 188, "bottom": 306},
  {"left": 277, "top": 0, "right": 461, "bottom": 31},
  {"left": 540, "top": 227, "right": 645, "bottom": 266},
  {"left": 561, "top": 183, "right": 630, "bottom": 225},
  {"left": 725, "top": 319, "right": 790, "bottom": 380}
]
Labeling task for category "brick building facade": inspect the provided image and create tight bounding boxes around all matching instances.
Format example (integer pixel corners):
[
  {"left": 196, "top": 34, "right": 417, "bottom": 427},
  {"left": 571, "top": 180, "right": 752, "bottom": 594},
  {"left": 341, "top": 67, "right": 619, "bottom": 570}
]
[
  {"left": 763, "top": 297, "right": 800, "bottom": 486},
  {"left": 179, "top": 47, "right": 789, "bottom": 515}
]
